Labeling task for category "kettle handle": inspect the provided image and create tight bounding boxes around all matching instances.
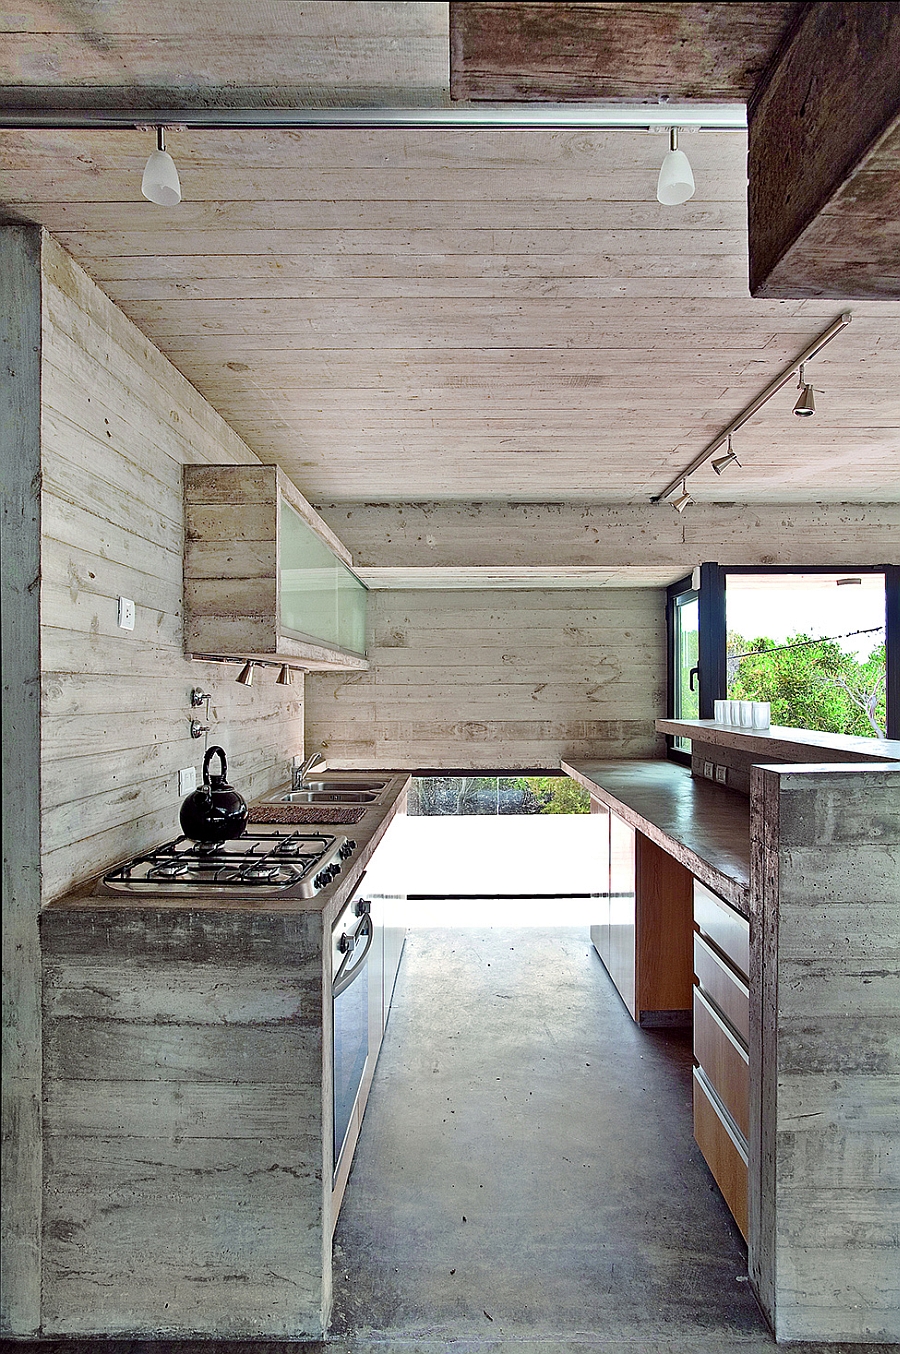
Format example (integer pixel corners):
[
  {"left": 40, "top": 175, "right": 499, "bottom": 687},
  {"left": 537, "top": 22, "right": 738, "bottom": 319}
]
[{"left": 203, "top": 745, "right": 228, "bottom": 784}]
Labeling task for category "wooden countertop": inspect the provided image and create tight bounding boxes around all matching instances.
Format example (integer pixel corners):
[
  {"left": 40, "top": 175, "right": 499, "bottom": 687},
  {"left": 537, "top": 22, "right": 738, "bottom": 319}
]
[{"left": 562, "top": 759, "right": 750, "bottom": 916}]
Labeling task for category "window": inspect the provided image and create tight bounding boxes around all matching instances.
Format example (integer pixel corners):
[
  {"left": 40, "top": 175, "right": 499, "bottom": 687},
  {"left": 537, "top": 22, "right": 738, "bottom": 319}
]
[{"left": 667, "top": 564, "right": 898, "bottom": 755}]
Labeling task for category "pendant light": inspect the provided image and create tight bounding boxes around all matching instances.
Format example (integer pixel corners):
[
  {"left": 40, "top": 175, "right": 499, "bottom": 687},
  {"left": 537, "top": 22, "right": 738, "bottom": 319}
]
[
  {"left": 141, "top": 126, "right": 181, "bottom": 206},
  {"left": 711, "top": 434, "right": 741, "bottom": 476},
  {"left": 656, "top": 127, "right": 695, "bottom": 206}
]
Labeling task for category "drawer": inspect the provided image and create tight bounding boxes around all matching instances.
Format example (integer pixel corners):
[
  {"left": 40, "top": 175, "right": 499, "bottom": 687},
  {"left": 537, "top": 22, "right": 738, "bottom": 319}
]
[
  {"left": 694, "top": 880, "right": 749, "bottom": 979},
  {"left": 693, "top": 1067, "right": 748, "bottom": 1240},
  {"left": 694, "top": 932, "right": 750, "bottom": 1045},
  {"left": 693, "top": 986, "right": 749, "bottom": 1138}
]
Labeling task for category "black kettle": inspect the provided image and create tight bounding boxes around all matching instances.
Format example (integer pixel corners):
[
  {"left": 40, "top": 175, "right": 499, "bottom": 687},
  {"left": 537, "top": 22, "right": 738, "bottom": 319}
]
[{"left": 179, "top": 746, "right": 249, "bottom": 844}]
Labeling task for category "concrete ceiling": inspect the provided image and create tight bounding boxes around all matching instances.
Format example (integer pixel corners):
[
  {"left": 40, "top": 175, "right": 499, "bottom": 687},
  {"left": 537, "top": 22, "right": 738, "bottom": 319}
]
[{"left": 1, "top": 1, "right": 898, "bottom": 509}]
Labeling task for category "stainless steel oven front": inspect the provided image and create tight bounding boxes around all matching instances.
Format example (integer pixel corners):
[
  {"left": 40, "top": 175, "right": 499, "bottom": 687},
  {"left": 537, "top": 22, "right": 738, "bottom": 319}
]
[{"left": 331, "top": 883, "right": 377, "bottom": 1178}]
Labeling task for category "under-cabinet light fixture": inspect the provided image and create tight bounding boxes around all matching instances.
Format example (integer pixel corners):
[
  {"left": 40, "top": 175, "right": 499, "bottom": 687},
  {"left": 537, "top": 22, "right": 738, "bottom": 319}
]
[
  {"left": 711, "top": 434, "right": 740, "bottom": 476},
  {"left": 656, "top": 127, "right": 695, "bottom": 206},
  {"left": 236, "top": 660, "right": 255, "bottom": 686},
  {"left": 141, "top": 126, "right": 181, "bottom": 206}
]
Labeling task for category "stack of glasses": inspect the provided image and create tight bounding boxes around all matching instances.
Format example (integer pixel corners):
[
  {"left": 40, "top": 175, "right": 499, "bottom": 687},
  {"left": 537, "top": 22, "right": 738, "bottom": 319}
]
[{"left": 713, "top": 699, "right": 771, "bottom": 730}]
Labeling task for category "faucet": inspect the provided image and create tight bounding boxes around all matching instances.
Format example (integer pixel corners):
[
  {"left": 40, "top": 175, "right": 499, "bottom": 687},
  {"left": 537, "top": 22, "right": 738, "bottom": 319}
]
[{"left": 293, "top": 750, "right": 328, "bottom": 790}]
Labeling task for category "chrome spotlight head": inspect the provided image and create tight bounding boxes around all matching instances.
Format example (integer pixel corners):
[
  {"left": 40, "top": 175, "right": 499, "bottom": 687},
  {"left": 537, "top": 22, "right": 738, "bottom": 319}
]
[
  {"left": 276, "top": 664, "right": 293, "bottom": 686},
  {"left": 236, "top": 661, "right": 255, "bottom": 685},
  {"left": 671, "top": 482, "right": 692, "bottom": 514},
  {"left": 793, "top": 383, "right": 816, "bottom": 417}
]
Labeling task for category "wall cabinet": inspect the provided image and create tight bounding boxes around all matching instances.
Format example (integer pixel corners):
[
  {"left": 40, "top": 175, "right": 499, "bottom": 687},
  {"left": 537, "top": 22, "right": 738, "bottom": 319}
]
[
  {"left": 692, "top": 879, "right": 750, "bottom": 1238},
  {"left": 591, "top": 803, "right": 693, "bottom": 1025},
  {"left": 184, "top": 463, "right": 369, "bottom": 671}
]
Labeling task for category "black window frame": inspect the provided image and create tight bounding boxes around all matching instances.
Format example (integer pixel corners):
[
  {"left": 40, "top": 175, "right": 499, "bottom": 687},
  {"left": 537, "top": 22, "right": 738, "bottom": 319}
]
[{"left": 666, "top": 562, "right": 898, "bottom": 759}]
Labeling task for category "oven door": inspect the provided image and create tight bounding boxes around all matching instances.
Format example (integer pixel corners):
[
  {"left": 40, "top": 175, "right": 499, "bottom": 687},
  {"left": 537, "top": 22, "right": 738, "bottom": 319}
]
[{"left": 332, "top": 893, "right": 375, "bottom": 1177}]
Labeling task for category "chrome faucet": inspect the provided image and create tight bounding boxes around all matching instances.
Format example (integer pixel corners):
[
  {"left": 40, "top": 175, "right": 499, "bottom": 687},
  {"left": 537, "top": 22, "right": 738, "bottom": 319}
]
[{"left": 293, "top": 750, "right": 328, "bottom": 790}]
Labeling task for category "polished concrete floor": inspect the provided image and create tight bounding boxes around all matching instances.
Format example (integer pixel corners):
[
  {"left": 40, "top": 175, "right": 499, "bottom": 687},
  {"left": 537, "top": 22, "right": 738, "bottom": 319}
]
[{"left": 328, "top": 926, "right": 885, "bottom": 1354}]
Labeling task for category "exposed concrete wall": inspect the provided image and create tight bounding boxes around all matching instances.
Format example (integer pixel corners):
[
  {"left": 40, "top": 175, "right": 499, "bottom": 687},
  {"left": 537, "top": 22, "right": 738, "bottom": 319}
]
[
  {"left": 39, "top": 236, "right": 304, "bottom": 902},
  {"left": 1, "top": 224, "right": 43, "bottom": 1335},
  {"left": 750, "top": 763, "right": 900, "bottom": 1342},
  {"left": 306, "top": 586, "right": 665, "bottom": 769}
]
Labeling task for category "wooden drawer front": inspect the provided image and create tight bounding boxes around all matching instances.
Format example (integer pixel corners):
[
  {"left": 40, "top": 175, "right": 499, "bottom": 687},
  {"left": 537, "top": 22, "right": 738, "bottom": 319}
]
[
  {"left": 694, "top": 932, "right": 750, "bottom": 1045},
  {"left": 694, "top": 880, "right": 749, "bottom": 979},
  {"left": 693, "top": 987, "right": 749, "bottom": 1139},
  {"left": 693, "top": 1067, "right": 748, "bottom": 1240}
]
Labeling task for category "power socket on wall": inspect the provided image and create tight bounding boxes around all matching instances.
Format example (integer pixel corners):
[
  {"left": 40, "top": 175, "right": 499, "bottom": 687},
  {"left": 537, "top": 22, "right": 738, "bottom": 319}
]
[
  {"left": 117, "top": 596, "right": 135, "bottom": 630},
  {"left": 715, "top": 765, "right": 728, "bottom": 785},
  {"left": 703, "top": 761, "right": 714, "bottom": 779}
]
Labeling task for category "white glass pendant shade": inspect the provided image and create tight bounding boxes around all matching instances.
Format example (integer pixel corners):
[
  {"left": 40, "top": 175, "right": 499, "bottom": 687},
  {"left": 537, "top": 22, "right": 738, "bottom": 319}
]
[
  {"left": 142, "top": 148, "right": 181, "bottom": 206},
  {"left": 657, "top": 148, "right": 695, "bottom": 205}
]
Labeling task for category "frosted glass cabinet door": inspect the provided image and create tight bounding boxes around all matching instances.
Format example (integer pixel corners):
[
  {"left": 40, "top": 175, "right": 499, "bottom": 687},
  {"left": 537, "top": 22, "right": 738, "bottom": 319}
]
[{"left": 280, "top": 502, "right": 367, "bottom": 657}]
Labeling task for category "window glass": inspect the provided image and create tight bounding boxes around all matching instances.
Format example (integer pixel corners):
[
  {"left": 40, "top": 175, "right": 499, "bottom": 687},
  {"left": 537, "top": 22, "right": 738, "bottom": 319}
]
[
  {"left": 725, "top": 572, "right": 886, "bottom": 738},
  {"left": 672, "top": 591, "right": 699, "bottom": 751},
  {"left": 279, "top": 501, "right": 367, "bottom": 656}
]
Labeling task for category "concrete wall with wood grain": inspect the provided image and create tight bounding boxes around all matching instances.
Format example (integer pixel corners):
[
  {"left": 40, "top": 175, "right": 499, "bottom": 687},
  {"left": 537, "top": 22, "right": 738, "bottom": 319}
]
[
  {"left": 305, "top": 586, "right": 665, "bottom": 768},
  {"left": 39, "top": 232, "right": 305, "bottom": 903},
  {"left": 750, "top": 763, "right": 900, "bottom": 1343}
]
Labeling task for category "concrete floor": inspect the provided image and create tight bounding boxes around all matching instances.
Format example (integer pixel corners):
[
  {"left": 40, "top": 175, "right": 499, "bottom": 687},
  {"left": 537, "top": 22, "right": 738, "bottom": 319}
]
[{"left": 328, "top": 926, "right": 884, "bottom": 1354}]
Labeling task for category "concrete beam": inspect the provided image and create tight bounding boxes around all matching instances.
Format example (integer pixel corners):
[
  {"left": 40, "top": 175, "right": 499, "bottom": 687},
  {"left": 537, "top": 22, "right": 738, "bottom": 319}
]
[{"left": 748, "top": 1, "right": 900, "bottom": 299}]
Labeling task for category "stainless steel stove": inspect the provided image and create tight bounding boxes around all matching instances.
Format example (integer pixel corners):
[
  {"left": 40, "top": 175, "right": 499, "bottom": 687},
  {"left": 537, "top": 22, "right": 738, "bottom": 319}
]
[{"left": 99, "top": 827, "right": 357, "bottom": 900}]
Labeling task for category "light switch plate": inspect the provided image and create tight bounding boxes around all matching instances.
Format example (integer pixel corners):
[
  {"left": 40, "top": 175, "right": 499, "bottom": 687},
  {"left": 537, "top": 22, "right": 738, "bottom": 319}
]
[
  {"left": 117, "top": 596, "right": 136, "bottom": 630},
  {"left": 703, "top": 761, "right": 714, "bottom": 779},
  {"left": 715, "top": 765, "right": 727, "bottom": 784},
  {"left": 178, "top": 767, "right": 197, "bottom": 795}
]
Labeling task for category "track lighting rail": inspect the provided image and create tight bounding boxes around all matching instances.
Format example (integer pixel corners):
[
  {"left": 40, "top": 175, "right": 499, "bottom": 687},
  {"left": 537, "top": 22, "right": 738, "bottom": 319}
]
[
  {"left": 0, "top": 102, "right": 747, "bottom": 131},
  {"left": 654, "top": 312, "right": 852, "bottom": 504}
]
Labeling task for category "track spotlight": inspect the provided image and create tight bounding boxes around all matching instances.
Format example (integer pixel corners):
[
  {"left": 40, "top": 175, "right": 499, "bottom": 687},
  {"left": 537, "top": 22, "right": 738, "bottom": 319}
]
[
  {"left": 671, "top": 480, "right": 693, "bottom": 514},
  {"left": 656, "top": 127, "right": 695, "bottom": 206},
  {"left": 236, "top": 660, "right": 255, "bottom": 686},
  {"left": 276, "top": 664, "right": 293, "bottom": 686},
  {"left": 711, "top": 434, "right": 741, "bottom": 476},
  {"left": 141, "top": 126, "right": 181, "bottom": 206},
  {"left": 793, "top": 364, "right": 816, "bottom": 417}
]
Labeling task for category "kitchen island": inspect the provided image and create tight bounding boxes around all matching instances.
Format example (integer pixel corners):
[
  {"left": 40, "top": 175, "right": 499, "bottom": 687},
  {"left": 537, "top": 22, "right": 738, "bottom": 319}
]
[
  {"left": 565, "top": 737, "right": 900, "bottom": 1344},
  {"left": 39, "top": 772, "right": 410, "bottom": 1339}
]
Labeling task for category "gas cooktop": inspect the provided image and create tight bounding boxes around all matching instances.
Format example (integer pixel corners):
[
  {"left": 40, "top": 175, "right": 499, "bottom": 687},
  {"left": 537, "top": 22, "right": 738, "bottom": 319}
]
[{"left": 99, "top": 826, "right": 357, "bottom": 899}]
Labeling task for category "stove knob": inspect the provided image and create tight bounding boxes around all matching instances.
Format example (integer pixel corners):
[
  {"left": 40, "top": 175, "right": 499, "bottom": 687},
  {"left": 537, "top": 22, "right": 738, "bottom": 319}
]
[
  {"left": 314, "top": 871, "right": 326, "bottom": 889},
  {"left": 330, "top": 863, "right": 342, "bottom": 878},
  {"left": 347, "top": 840, "right": 357, "bottom": 851}
]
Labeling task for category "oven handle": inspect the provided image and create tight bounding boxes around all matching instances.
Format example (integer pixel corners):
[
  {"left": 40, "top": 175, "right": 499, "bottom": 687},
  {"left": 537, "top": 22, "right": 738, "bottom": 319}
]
[{"left": 332, "top": 912, "right": 374, "bottom": 998}]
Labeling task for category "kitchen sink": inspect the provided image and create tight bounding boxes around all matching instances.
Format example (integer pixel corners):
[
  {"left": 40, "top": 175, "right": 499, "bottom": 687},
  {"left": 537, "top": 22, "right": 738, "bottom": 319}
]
[
  {"left": 300, "top": 780, "right": 387, "bottom": 793},
  {"left": 278, "top": 789, "right": 379, "bottom": 804}
]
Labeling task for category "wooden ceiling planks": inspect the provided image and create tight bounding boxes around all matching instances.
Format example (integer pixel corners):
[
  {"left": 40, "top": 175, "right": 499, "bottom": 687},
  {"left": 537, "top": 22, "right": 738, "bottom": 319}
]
[{"left": 449, "top": 1, "right": 803, "bottom": 102}]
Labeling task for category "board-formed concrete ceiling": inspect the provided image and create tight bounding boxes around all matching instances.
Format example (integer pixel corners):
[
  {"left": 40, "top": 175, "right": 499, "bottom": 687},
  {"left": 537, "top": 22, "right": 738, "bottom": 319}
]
[{"left": 1, "top": 1, "right": 898, "bottom": 507}]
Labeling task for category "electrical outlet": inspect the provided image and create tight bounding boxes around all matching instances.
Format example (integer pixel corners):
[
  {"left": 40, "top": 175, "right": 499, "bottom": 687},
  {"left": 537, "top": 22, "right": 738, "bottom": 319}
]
[
  {"left": 715, "top": 765, "right": 727, "bottom": 785},
  {"left": 178, "top": 766, "right": 197, "bottom": 795},
  {"left": 117, "top": 596, "right": 135, "bottom": 630},
  {"left": 703, "top": 761, "right": 714, "bottom": 779}
]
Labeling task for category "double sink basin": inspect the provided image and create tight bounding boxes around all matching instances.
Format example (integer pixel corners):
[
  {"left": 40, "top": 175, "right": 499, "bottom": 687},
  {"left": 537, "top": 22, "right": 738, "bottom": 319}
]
[{"left": 271, "top": 779, "right": 388, "bottom": 806}]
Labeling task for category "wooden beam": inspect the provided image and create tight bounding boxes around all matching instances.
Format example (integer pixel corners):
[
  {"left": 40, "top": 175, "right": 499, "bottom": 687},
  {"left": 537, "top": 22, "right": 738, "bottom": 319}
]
[
  {"left": 748, "top": 1, "right": 900, "bottom": 299},
  {"left": 450, "top": 1, "right": 802, "bottom": 102}
]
